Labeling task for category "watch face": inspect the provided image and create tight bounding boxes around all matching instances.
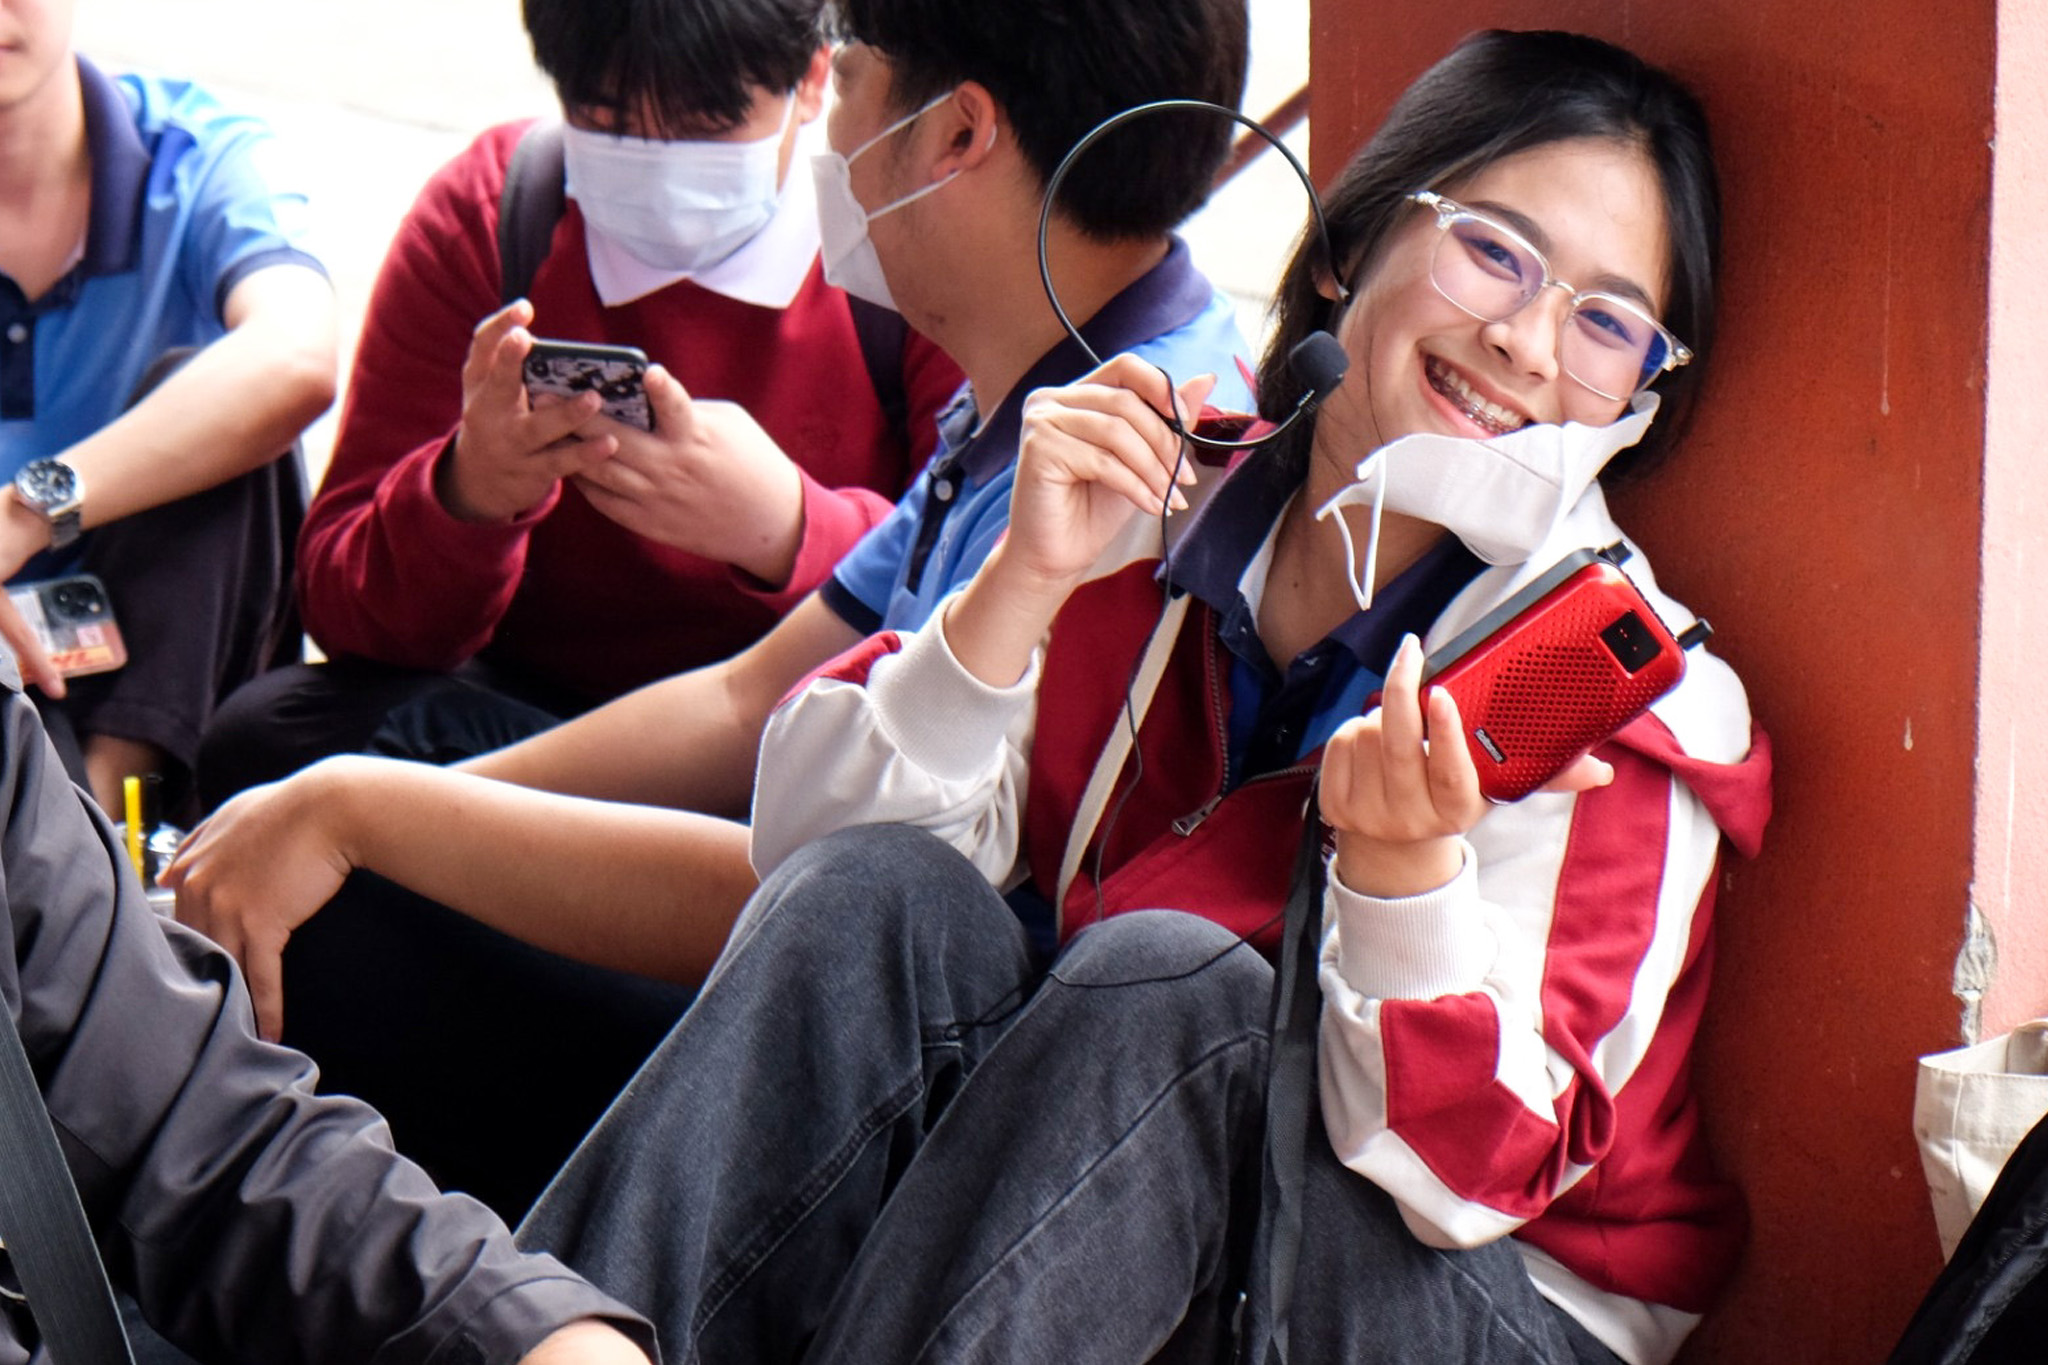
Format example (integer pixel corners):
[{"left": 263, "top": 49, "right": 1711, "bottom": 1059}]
[{"left": 16, "top": 460, "right": 77, "bottom": 510}]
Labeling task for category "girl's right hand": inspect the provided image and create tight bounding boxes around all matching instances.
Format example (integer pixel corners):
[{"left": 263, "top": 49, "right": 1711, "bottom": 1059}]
[{"left": 997, "top": 353, "right": 1214, "bottom": 596}]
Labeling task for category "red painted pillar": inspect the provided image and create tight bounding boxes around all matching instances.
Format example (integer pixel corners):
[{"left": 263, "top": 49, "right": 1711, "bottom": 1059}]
[{"left": 1307, "top": 2, "right": 2038, "bottom": 1359}]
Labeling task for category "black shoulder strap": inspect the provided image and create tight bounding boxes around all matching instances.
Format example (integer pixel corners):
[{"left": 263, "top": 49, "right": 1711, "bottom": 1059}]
[
  {"left": 845, "top": 295, "right": 912, "bottom": 458},
  {"left": 498, "top": 120, "right": 566, "bottom": 307},
  {"left": 0, "top": 1004, "right": 136, "bottom": 1363},
  {"left": 1244, "top": 806, "right": 1328, "bottom": 1364}
]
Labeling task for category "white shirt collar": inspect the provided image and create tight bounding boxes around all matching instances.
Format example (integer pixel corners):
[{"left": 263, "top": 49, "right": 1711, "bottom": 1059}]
[{"left": 576, "top": 119, "right": 824, "bottom": 310}]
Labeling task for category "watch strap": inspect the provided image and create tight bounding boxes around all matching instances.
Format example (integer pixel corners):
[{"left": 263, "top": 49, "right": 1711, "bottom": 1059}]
[{"left": 46, "top": 506, "right": 81, "bottom": 551}]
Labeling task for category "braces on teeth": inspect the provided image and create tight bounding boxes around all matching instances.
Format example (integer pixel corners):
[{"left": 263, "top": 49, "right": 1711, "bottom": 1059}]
[{"left": 1429, "top": 359, "right": 1525, "bottom": 434}]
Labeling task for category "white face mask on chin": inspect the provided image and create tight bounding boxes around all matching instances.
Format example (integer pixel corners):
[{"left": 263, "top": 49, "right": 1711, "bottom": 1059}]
[
  {"left": 1314, "top": 390, "right": 1660, "bottom": 611},
  {"left": 564, "top": 94, "right": 795, "bottom": 289},
  {"left": 810, "top": 90, "right": 982, "bottom": 313}
]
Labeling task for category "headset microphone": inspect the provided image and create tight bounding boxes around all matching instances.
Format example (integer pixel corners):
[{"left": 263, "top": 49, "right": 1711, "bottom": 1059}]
[
  {"left": 1286, "top": 330, "right": 1350, "bottom": 410},
  {"left": 1038, "top": 99, "right": 1350, "bottom": 453},
  {"left": 1035, "top": 105, "right": 1352, "bottom": 949}
]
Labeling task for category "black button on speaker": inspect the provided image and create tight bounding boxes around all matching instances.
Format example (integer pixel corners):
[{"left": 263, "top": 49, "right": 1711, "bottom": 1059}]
[{"left": 1599, "top": 610, "right": 1664, "bottom": 675}]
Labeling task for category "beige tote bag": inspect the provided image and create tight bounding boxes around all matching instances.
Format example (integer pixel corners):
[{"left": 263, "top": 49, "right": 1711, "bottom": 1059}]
[{"left": 1913, "top": 1019, "right": 2048, "bottom": 1259}]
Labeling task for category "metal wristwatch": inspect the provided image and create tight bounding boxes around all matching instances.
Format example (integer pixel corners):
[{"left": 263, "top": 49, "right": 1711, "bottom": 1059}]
[{"left": 12, "top": 458, "right": 82, "bottom": 550}]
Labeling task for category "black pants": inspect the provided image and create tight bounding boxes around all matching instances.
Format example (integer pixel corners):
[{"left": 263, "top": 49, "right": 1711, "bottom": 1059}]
[
  {"left": 195, "top": 656, "right": 583, "bottom": 810},
  {"left": 278, "top": 870, "right": 696, "bottom": 1223}
]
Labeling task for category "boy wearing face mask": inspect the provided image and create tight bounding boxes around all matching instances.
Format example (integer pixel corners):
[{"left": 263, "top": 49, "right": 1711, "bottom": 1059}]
[
  {"left": 168, "top": 0, "right": 1255, "bottom": 1223},
  {"left": 197, "top": 0, "right": 965, "bottom": 800}
]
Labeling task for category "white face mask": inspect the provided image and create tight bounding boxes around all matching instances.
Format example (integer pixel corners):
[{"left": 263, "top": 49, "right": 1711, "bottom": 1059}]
[
  {"left": 810, "top": 91, "right": 979, "bottom": 312},
  {"left": 1314, "top": 391, "right": 1660, "bottom": 611},
  {"left": 563, "top": 94, "right": 796, "bottom": 278}
]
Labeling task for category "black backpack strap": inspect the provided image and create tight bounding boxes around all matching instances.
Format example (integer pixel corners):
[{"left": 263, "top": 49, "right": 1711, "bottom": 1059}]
[
  {"left": 0, "top": 1004, "right": 136, "bottom": 1363},
  {"left": 498, "top": 120, "right": 566, "bottom": 307},
  {"left": 845, "top": 295, "right": 912, "bottom": 458},
  {"left": 1243, "top": 804, "right": 1328, "bottom": 1364}
]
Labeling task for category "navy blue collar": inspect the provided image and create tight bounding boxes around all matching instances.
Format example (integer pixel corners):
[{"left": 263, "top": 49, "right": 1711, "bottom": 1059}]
[
  {"left": 946, "top": 235, "right": 1218, "bottom": 484},
  {"left": 1165, "top": 447, "right": 1300, "bottom": 610},
  {"left": 75, "top": 56, "right": 149, "bottom": 282},
  {"left": 1165, "top": 451, "right": 1484, "bottom": 670}
]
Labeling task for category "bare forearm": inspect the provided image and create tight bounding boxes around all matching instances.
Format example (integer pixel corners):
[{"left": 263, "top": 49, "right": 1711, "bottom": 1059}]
[
  {"left": 460, "top": 593, "right": 865, "bottom": 814},
  {"left": 458, "top": 669, "right": 761, "bottom": 814},
  {"left": 322, "top": 756, "right": 756, "bottom": 983},
  {"left": 61, "top": 266, "right": 336, "bottom": 522}
]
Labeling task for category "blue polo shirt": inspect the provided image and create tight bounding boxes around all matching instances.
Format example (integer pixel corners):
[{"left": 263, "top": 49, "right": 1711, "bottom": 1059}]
[
  {"left": 821, "top": 237, "right": 1253, "bottom": 635},
  {"left": 1163, "top": 448, "right": 1485, "bottom": 785},
  {"left": 0, "top": 58, "right": 323, "bottom": 488}
]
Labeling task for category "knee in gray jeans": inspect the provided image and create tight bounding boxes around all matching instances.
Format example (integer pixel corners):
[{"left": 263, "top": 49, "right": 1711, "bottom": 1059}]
[
  {"left": 1053, "top": 910, "right": 1268, "bottom": 993},
  {"left": 724, "top": 824, "right": 1014, "bottom": 983}
]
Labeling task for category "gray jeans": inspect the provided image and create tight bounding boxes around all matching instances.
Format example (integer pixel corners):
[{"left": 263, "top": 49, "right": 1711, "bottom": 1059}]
[{"left": 519, "top": 824, "right": 1622, "bottom": 1364}]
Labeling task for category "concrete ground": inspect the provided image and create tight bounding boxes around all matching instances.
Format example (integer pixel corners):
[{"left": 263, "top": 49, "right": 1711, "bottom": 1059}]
[{"left": 73, "top": 0, "right": 1313, "bottom": 479}]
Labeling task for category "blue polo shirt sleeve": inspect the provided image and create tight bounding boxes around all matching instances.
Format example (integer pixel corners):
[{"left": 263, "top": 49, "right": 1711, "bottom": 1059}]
[
  {"left": 131, "top": 79, "right": 326, "bottom": 320},
  {"left": 821, "top": 476, "right": 930, "bottom": 636},
  {"left": 0, "top": 68, "right": 330, "bottom": 509}
]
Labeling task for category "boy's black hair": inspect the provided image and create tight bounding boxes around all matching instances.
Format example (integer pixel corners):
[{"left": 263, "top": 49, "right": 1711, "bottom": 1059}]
[
  {"left": 830, "top": 0, "right": 1249, "bottom": 240},
  {"left": 1261, "top": 30, "right": 1721, "bottom": 483},
  {"left": 525, "top": 0, "right": 827, "bottom": 136}
]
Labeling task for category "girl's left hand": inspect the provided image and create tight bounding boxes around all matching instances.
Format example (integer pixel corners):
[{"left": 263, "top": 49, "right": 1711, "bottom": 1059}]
[{"left": 1319, "top": 633, "right": 1613, "bottom": 897}]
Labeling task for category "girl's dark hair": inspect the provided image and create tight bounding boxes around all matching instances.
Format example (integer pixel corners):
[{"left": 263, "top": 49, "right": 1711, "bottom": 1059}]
[
  {"left": 830, "top": 0, "right": 1249, "bottom": 240},
  {"left": 525, "top": 0, "right": 828, "bottom": 135},
  {"left": 1260, "top": 29, "right": 1720, "bottom": 483}
]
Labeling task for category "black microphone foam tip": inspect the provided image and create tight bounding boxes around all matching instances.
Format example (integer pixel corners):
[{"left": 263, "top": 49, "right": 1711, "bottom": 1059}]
[{"left": 1287, "top": 331, "right": 1350, "bottom": 403}]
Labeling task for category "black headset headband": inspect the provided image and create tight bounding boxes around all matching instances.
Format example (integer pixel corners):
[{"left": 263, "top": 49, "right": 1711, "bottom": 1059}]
[{"left": 1035, "top": 98, "right": 1350, "bottom": 450}]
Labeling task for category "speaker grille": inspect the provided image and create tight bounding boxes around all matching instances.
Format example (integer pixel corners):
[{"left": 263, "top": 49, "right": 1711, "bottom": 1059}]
[{"left": 1441, "top": 591, "right": 1682, "bottom": 800}]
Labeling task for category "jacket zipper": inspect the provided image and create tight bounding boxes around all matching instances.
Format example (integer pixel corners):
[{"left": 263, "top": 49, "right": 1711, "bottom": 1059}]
[{"left": 1170, "top": 620, "right": 1319, "bottom": 834}]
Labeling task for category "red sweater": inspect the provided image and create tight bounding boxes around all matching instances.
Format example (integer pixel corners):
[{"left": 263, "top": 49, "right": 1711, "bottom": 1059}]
[{"left": 300, "top": 121, "right": 961, "bottom": 703}]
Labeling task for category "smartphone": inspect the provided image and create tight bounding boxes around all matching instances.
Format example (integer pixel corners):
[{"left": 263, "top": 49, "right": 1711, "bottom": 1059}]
[
  {"left": 6, "top": 573, "right": 127, "bottom": 677},
  {"left": 522, "top": 338, "right": 654, "bottom": 431},
  {"left": 1416, "top": 545, "right": 1699, "bottom": 802}
]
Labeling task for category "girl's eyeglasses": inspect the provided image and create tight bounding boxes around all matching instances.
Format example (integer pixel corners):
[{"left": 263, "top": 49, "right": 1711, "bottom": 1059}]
[{"left": 1409, "top": 190, "right": 1692, "bottom": 401}]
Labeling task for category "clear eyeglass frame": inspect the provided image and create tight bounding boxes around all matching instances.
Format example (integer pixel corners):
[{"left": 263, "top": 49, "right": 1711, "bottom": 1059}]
[{"left": 1408, "top": 190, "right": 1693, "bottom": 401}]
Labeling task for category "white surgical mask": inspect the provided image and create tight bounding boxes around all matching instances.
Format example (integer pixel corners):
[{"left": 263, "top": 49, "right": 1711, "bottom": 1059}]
[
  {"left": 564, "top": 94, "right": 795, "bottom": 292},
  {"left": 1314, "top": 391, "right": 1660, "bottom": 611},
  {"left": 810, "top": 90, "right": 982, "bottom": 312}
]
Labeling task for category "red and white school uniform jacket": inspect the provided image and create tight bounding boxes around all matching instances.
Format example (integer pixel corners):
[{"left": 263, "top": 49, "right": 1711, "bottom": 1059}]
[{"left": 753, "top": 463, "right": 1773, "bottom": 1365}]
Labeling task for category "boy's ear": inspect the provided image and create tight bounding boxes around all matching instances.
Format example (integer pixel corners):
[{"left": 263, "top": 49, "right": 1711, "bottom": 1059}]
[
  {"left": 795, "top": 45, "right": 832, "bottom": 123},
  {"left": 931, "top": 80, "right": 1002, "bottom": 175}
]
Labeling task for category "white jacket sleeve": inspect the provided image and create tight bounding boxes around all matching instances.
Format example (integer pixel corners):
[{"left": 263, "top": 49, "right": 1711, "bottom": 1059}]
[
  {"left": 750, "top": 613, "right": 1042, "bottom": 888},
  {"left": 1314, "top": 748, "right": 1730, "bottom": 1250}
]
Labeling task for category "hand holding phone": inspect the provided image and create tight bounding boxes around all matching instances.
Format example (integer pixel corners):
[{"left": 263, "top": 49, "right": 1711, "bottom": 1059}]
[
  {"left": 443, "top": 306, "right": 636, "bottom": 523},
  {"left": 522, "top": 339, "right": 653, "bottom": 432},
  {"left": 5, "top": 573, "right": 127, "bottom": 678}
]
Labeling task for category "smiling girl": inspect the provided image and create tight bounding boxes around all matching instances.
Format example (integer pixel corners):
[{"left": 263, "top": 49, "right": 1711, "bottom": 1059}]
[{"left": 521, "top": 30, "right": 1772, "bottom": 1365}]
